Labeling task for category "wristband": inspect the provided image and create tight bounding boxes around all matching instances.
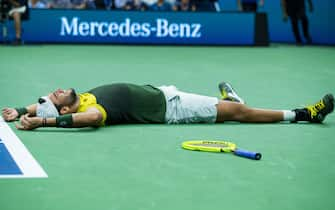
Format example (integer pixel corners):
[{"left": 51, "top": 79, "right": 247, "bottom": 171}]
[
  {"left": 56, "top": 114, "right": 73, "bottom": 128},
  {"left": 15, "top": 107, "right": 28, "bottom": 117}
]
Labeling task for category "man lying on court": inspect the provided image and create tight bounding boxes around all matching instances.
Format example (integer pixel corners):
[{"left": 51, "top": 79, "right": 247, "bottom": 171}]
[{"left": 1, "top": 82, "right": 334, "bottom": 130}]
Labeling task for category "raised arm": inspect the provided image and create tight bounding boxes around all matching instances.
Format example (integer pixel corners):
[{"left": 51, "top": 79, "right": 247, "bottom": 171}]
[
  {"left": 2, "top": 104, "right": 37, "bottom": 122},
  {"left": 15, "top": 107, "right": 103, "bottom": 130}
]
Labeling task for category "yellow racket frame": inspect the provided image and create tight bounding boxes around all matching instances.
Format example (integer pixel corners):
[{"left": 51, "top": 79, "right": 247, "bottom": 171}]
[{"left": 182, "top": 140, "right": 237, "bottom": 153}]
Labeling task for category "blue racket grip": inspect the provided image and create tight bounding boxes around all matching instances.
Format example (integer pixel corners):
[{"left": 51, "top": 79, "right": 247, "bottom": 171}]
[{"left": 234, "top": 149, "right": 262, "bottom": 160}]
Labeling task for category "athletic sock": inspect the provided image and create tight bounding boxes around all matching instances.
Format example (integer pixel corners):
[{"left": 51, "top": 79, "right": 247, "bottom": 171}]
[
  {"left": 292, "top": 108, "right": 310, "bottom": 122},
  {"left": 283, "top": 110, "right": 296, "bottom": 121}
]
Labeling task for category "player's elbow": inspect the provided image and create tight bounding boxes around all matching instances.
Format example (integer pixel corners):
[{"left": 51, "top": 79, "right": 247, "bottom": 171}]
[{"left": 89, "top": 112, "right": 103, "bottom": 126}]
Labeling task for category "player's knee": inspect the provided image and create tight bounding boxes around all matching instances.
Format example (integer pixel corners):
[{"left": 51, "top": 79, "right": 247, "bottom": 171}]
[{"left": 13, "top": 12, "right": 22, "bottom": 20}]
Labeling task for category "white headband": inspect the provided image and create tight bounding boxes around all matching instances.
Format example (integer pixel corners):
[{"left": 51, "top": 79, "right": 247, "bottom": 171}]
[{"left": 36, "top": 96, "right": 59, "bottom": 118}]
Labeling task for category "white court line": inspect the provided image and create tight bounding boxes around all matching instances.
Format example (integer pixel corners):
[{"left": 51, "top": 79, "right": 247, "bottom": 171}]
[{"left": 0, "top": 116, "right": 48, "bottom": 178}]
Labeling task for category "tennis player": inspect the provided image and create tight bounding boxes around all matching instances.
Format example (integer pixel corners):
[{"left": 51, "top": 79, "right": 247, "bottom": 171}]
[{"left": 1, "top": 82, "right": 334, "bottom": 130}]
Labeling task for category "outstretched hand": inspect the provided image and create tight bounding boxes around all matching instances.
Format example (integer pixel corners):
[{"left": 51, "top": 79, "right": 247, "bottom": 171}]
[
  {"left": 2, "top": 108, "right": 19, "bottom": 122},
  {"left": 15, "top": 114, "right": 42, "bottom": 130}
]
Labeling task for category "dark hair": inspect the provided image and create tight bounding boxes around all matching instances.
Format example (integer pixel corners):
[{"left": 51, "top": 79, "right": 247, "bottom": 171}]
[
  {"left": 55, "top": 88, "right": 77, "bottom": 112},
  {"left": 66, "top": 88, "right": 77, "bottom": 106}
]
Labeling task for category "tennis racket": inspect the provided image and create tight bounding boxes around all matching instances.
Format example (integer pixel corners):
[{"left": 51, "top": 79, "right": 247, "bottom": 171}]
[{"left": 182, "top": 140, "right": 262, "bottom": 160}]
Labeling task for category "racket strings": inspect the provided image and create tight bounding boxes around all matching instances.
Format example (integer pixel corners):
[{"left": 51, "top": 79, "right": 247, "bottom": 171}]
[
  {"left": 186, "top": 141, "right": 237, "bottom": 152},
  {"left": 191, "top": 143, "right": 229, "bottom": 148}
]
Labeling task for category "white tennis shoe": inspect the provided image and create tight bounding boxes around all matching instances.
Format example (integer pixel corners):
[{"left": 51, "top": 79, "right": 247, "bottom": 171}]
[{"left": 218, "top": 81, "right": 245, "bottom": 104}]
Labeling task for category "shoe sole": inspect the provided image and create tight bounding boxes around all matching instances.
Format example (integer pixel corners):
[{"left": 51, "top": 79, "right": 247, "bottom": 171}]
[
  {"left": 218, "top": 82, "right": 245, "bottom": 104},
  {"left": 218, "top": 82, "right": 229, "bottom": 99},
  {"left": 323, "top": 94, "right": 334, "bottom": 113},
  {"left": 316, "top": 94, "right": 334, "bottom": 123}
]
